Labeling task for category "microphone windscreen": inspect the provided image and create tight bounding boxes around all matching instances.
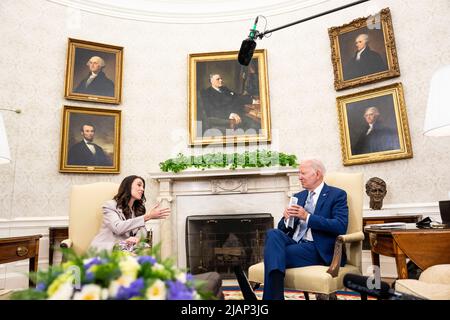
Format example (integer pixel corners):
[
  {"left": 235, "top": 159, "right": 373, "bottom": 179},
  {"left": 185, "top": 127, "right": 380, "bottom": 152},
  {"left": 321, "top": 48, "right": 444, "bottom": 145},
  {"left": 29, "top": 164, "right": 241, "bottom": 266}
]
[
  {"left": 238, "top": 39, "right": 257, "bottom": 66},
  {"left": 343, "top": 273, "right": 391, "bottom": 293},
  {"left": 343, "top": 273, "right": 425, "bottom": 300}
]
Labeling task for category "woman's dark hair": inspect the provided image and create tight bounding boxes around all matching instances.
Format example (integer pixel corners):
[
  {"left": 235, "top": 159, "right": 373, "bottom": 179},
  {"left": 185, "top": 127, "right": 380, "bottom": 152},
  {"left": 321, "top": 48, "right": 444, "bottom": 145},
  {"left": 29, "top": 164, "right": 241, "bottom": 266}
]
[{"left": 113, "top": 175, "right": 146, "bottom": 219}]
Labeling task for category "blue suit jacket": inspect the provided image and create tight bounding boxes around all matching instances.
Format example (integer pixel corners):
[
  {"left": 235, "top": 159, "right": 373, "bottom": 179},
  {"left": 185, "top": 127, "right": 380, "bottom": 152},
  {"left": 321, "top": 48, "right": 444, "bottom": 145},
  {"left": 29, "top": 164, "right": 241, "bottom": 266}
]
[{"left": 277, "top": 183, "right": 348, "bottom": 265}]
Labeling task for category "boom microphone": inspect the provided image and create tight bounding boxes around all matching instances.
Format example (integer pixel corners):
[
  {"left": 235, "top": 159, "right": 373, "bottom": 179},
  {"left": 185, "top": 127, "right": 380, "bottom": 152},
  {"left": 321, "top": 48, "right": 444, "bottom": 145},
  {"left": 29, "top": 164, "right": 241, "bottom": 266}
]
[
  {"left": 343, "top": 273, "right": 425, "bottom": 300},
  {"left": 237, "top": 1, "right": 371, "bottom": 66},
  {"left": 238, "top": 39, "right": 256, "bottom": 66},
  {"left": 238, "top": 17, "right": 259, "bottom": 66}
]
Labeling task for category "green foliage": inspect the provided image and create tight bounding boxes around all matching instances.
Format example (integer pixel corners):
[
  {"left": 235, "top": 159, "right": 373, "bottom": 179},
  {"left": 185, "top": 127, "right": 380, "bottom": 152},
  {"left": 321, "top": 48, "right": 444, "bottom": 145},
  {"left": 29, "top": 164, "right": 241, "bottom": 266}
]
[
  {"left": 10, "top": 289, "right": 47, "bottom": 300},
  {"left": 159, "top": 150, "right": 298, "bottom": 173}
]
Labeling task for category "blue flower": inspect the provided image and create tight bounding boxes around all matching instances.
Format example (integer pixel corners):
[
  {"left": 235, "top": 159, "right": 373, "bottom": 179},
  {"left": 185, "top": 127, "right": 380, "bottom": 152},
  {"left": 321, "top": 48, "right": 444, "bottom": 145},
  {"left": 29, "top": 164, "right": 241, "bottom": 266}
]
[
  {"left": 167, "top": 280, "right": 195, "bottom": 300},
  {"left": 83, "top": 257, "right": 104, "bottom": 270},
  {"left": 116, "top": 277, "right": 145, "bottom": 300},
  {"left": 137, "top": 256, "right": 156, "bottom": 265},
  {"left": 85, "top": 272, "right": 95, "bottom": 282},
  {"left": 36, "top": 282, "right": 46, "bottom": 292},
  {"left": 186, "top": 273, "right": 194, "bottom": 282}
]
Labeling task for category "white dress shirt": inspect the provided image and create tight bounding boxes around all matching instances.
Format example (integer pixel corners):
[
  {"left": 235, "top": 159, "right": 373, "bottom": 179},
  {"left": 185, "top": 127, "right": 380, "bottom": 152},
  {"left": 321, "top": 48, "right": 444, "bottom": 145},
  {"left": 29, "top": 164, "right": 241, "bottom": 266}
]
[
  {"left": 84, "top": 139, "right": 96, "bottom": 154},
  {"left": 356, "top": 47, "right": 366, "bottom": 61},
  {"left": 86, "top": 72, "right": 98, "bottom": 86},
  {"left": 292, "top": 182, "right": 324, "bottom": 242}
]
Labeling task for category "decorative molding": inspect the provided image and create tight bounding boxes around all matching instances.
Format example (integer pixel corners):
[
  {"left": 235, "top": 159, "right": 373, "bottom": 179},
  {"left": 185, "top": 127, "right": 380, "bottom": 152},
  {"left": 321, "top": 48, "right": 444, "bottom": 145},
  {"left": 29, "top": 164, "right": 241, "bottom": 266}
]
[
  {"left": 363, "top": 202, "right": 440, "bottom": 218},
  {"left": 0, "top": 204, "right": 441, "bottom": 229},
  {"left": 211, "top": 178, "right": 248, "bottom": 194},
  {"left": 46, "top": 0, "right": 340, "bottom": 24},
  {"left": 156, "top": 178, "right": 173, "bottom": 203},
  {"left": 150, "top": 167, "right": 298, "bottom": 180},
  {"left": 287, "top": 172, "right": 300, "bottom": 196},
  {"left": 0, "top": 216, "right": 68, "bottom": 231}
]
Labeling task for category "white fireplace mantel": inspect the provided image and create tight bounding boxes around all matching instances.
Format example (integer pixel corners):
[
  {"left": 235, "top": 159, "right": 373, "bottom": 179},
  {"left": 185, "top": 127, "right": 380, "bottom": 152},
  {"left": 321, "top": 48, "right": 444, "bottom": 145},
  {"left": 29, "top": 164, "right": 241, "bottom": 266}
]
[
  {"left": 149, "top": 167, "right": 299, "bottom": 267},
  {"left": 150, "top": 167, "right": 299, "bottom": 180}
]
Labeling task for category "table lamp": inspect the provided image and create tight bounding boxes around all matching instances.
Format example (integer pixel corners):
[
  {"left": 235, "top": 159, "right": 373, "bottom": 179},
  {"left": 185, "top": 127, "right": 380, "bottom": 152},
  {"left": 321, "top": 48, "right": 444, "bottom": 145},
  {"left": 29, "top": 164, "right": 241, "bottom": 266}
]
[{"left": 423, "top": 65, "right": 450, "bottom": 224}]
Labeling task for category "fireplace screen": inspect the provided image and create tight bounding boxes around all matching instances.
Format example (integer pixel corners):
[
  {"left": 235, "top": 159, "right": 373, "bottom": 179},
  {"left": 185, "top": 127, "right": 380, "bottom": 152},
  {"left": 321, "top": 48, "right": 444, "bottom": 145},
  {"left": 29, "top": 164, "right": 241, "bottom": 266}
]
[{"left": 186, "top": 213, "right": 273, "bottom": 279}]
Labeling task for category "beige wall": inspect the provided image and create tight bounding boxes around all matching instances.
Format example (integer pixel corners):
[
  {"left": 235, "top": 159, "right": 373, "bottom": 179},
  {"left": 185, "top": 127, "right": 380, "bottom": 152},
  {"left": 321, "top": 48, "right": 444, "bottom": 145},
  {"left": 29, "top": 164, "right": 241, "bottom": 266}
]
[{"left": 0, "top": 0, "right": 449, "bottom": 220}]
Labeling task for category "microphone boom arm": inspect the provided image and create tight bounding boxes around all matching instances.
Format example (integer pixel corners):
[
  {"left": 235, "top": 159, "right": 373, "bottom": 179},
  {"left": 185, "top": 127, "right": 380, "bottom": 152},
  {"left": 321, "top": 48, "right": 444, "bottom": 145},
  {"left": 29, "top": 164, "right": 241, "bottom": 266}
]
[{"left": 255, "top": 0, "right": 370, "bottom": 40}]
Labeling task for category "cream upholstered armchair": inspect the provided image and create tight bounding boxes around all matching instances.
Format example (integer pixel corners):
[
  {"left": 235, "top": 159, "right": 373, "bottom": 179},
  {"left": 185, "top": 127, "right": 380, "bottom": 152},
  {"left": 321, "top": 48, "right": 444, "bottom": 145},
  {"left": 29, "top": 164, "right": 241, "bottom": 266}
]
[
  {"left": 395, "top": 264, "right": 450, "bottom": 300},
  {"left": 248, "top": 172, "right": 364, "bottom": 299},
  {"left": 61, "top": 182, "right": 119, "bottom": 255},
  {"left": 60, "top": 182, "right": 224, "bottom": 299}
]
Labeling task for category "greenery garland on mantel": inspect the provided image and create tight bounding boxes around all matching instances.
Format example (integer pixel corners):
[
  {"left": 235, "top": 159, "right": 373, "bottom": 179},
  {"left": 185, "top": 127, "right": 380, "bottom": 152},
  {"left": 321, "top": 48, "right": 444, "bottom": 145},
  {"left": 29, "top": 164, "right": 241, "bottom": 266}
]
[{"left": 159, "top": 150, "right": 298, "bottom": 173}]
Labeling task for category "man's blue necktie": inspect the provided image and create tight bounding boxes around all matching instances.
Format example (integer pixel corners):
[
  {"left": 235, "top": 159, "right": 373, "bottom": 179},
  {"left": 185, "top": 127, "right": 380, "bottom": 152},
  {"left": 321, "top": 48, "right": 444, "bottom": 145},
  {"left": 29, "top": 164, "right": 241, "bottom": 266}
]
[{"left": 292, "top": 191, "right": 316, "bottom": 242}]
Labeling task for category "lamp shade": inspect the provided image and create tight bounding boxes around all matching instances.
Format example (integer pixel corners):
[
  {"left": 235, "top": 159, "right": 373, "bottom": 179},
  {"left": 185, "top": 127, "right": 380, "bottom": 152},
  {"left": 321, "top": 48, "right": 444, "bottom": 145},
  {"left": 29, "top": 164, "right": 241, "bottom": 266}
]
[
  {"left": 0, "top": 113, "right": 11, "bottom": 164},
  {"left": 423, "top": 65, "right": 450, "bottom": 136}
]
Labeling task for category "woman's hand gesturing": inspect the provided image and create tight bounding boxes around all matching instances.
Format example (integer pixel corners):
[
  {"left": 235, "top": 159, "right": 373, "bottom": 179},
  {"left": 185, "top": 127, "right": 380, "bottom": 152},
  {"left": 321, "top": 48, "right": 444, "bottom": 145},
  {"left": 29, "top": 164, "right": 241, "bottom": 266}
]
[{"left": 144, "top": 202, "right": 171, "bottom": 221}]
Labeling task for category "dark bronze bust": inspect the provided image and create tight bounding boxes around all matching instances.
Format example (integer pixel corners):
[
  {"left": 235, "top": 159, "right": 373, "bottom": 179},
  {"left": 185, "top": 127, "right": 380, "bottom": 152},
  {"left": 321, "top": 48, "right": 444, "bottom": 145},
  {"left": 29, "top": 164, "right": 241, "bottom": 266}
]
[{"left": 365, "top": 177, "right": 387, "bottom": 210}]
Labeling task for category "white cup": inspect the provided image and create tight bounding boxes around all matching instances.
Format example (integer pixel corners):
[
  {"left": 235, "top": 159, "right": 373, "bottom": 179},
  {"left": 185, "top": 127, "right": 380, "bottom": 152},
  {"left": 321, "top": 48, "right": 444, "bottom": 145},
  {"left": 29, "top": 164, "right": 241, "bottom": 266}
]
[{"left": 287, "top": 196, "right": 298, "bottom": 228}]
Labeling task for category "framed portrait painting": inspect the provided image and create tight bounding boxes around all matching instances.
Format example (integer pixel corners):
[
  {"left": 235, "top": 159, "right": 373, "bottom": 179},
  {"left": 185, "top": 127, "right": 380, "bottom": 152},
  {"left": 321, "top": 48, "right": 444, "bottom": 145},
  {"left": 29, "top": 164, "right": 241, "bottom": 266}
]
[
  {"left": 64, "top": 38, "right": 123, "bottom": 104},
  {"left": 188, "top": 49, "right": 271, "bottom": 146},
  {"left": 59, "top": 105, "right": 121, "bottom": 173},
  {"left": 336, "top": 83, "right": 412, "bottom": 166},
  {"left": 329, "top": 8, "right": 400, "bottom": 91}
]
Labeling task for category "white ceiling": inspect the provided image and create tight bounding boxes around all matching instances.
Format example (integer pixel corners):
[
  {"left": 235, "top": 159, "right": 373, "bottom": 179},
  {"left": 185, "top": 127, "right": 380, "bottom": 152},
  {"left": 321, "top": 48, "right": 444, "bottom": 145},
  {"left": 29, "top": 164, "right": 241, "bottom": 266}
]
[{"left": 47, "top": 0, "right": 359, "bottom": 23}]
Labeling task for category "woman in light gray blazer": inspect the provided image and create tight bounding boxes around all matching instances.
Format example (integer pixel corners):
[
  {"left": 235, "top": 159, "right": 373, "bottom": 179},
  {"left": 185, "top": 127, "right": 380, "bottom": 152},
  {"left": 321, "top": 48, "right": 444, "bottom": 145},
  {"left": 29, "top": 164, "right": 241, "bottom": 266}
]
[{"left": 90, "top": 175, "right": 170, "bottom": 252}]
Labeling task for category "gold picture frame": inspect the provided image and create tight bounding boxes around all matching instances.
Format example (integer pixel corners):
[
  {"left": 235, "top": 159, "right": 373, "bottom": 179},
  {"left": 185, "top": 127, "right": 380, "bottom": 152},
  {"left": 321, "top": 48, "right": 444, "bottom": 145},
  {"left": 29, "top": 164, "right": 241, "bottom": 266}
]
[
  {"left": 64, "top": 38, "right": 123, "bottom": 104},
  {"left": 59, "top": 105, "right": 121, "bottom": 173},
  {"left": 329, "top": 8, "right": 400, "bottom": 91},
  {"left": 188, "top": 49, "right": 271, "bottom": 146},
  {"left": 337, "top": 83, "right": 412, "bottom": 166}
]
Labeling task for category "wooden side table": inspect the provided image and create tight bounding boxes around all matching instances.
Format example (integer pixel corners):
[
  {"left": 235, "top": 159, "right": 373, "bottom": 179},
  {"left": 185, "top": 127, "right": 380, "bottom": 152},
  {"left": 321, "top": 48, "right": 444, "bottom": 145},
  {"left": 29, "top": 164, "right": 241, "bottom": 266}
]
[
  {"left": 0, "top": 235, "right": 42, "bottom": 287},
  {"left": 362, "top": 215, "right": 422, "bottom": 250},
  {"left": 365, "top": 226, "right": 450, "bottom": 279},
  {"left": 48, "top": 227, "right": 68, "bottom": 266}
]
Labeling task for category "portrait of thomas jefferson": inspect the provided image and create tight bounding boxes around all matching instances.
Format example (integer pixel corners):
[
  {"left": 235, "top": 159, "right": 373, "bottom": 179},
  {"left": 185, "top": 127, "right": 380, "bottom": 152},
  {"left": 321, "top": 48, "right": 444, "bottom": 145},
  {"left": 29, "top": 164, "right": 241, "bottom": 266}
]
[{"left": 346, "top": 95, "right": 400, "bottom": 156}]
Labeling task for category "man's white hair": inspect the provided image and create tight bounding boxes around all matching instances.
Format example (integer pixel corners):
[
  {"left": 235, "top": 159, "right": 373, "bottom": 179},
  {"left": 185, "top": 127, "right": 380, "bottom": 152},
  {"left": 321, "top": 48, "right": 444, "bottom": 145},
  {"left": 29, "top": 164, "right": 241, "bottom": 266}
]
[
  {"left": 356, "top": 33, "right": 369, "bottom": 43},
  {"left": 87, "top": 56, "right": 105, "bottom": 68},
  {"left": 301, "top": 158, "right": 326, "bottom": 176},
  {"left": 365, "top": 106, "right": 380, "bottom": 117},
  {"left": 209, "top": 73, "right": 221, "bottom": 81}
]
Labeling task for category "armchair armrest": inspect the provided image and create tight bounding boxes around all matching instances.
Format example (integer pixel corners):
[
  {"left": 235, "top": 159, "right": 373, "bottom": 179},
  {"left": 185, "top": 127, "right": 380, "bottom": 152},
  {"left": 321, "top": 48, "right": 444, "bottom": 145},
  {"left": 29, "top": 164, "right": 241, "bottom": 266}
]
[
  {"left": 340, "top": 231, "right": 364, "bottom": 243},
  {"left": 60, "top": 239, "right": 73, "bottom": 248},
  {"left": 326, "top": 231, "right": 365, "bottom": 278}
]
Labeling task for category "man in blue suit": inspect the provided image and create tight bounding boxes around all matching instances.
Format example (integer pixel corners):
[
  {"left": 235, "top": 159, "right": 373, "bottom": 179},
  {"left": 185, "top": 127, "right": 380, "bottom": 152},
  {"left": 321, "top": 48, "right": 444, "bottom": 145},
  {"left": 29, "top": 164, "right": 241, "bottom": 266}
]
[{"left": 262, "top": 159, "right": 348, "bottom": 300}]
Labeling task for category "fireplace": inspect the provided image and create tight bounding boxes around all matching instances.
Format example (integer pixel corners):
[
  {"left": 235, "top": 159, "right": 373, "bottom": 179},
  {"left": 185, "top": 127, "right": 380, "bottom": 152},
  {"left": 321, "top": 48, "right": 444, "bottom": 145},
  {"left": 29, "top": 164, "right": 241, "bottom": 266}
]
[
  {"left": 186, "top": 213, "right": 273, "bottom": 278},
  {"left": 149, "top": 167, "right": 299, "bottom": 266}
]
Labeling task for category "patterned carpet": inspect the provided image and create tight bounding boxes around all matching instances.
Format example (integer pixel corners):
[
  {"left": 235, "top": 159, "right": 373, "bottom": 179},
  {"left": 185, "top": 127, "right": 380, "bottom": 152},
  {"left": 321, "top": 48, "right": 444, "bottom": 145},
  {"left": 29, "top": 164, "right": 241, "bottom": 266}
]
[{"left": 222, "top": 280, "right": 373, "bottom": 300}]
